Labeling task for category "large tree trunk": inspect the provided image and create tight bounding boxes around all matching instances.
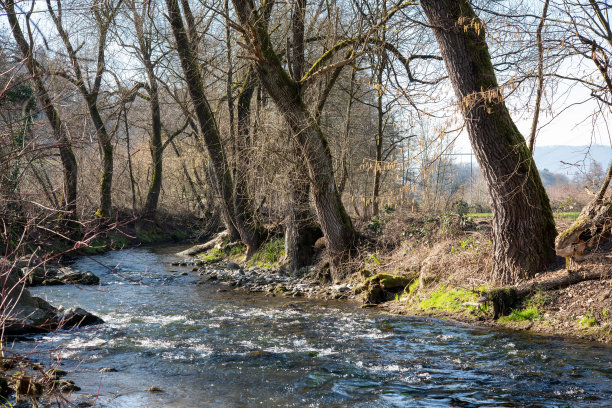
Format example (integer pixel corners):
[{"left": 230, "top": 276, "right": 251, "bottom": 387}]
[
  {"left": 235, "top": 67, "right": 265, "bottom": 256},
  {"left": 3, "top": 1, "right": 79, "bottom": 222},
  {"left": 232, "top": 0, "right": 355, "bottom": 279},
  {"left": 421, "top": 0, "right": 557, "bottom": 284},
  {"left": 165, "top": 0, "right": 261, "bottom": 252},
  {"left": 285, "top": 162, "right": 323, "bottom": 271},
  {"left": 283, "top": 0, "right": 322, "bottom": 271}
]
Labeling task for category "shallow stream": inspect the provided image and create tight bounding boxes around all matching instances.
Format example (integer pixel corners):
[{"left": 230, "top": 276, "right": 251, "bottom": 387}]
[{"left": 10, "top": 245, "right": 612, "bottom": 407}]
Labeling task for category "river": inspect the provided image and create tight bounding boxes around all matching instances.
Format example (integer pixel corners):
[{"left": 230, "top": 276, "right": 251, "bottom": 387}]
[{"left": 10, "top": 245, "right": 612, "bottom": 407}]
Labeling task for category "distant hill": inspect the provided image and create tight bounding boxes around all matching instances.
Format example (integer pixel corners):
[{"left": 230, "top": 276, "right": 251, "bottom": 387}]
[{"left": 533, "top": 145, "right": 611, "bottom": 177}]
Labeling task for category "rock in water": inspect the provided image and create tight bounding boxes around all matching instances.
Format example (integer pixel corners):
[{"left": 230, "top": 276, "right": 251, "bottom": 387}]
[
  {"left": 57, "top": 268, "right": 100, "bottom": 285},
  {"left": 2, "top": 265, "right": 103, "bottom": 335},
  {"left": 56, "top": 307, "right": 105, "bottom": 328}
]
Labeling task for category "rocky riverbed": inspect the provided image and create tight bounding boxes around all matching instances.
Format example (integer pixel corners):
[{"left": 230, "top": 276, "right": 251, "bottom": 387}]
[{"left": 172, "top": 258, "right": 355, "bottom": 299}]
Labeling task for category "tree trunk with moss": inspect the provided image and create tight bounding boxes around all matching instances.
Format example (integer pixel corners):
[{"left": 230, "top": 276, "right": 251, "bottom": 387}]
[
  {"left": 555, "top": 159, "right": 612, "bottom": 265},
  {"left": 232, "top": 0, "right": 355, "bottom": 279},
  {"left": 141, "top": 42, "right": 163, "bottom": 218},
  {"left": 91, "top": 105, "right": 113, "bottom": 219},
  {"left": 284, "top": 0, "right": 323, "bottom": 271},
  {"left": 421, "top": 0, "right": 557, "bottom": 284},
  {"left": 285, "top": 162, "right": 323, "bottom": 271}
]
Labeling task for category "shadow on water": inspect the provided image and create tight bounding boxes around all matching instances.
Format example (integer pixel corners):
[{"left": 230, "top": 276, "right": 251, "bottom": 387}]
[{"left": 9, "top": 245, "right": 612, "bottom": 407}]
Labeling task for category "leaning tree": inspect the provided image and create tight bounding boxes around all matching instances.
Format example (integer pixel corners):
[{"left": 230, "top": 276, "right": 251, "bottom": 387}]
[{"left": 421, "top": 0, "right": 557, "bottom": 284}]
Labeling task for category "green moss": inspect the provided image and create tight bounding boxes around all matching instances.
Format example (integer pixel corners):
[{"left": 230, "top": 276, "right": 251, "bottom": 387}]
[
  {"left": 407, "top": 279, "right": 420, "bottom": 295},
  {"left": 247, "top": 238, "right": 285, "bottom": 268},
  {"left": 137, "top": 227, "right": 168, "bottom": 244},
  {"left": 418, "top": 286, "right": 478, "bottom": 312},
  {"left": 199, "top": 247, "right": 223, "bottom": 263},
  {"left": 579, "top": 312, "right": 598, "bottom": 327},
  {"left": 499, "top": 306, "right": 539, "bottom": 322},
  {"left": 80, "top": 239, "right": 107, "bottom": 255},
  {"left": 557, "top": 213, "right": 588, "bottom": 242},
  {"left": 108, "top": 234, "right": 130, "bottom": 249}
]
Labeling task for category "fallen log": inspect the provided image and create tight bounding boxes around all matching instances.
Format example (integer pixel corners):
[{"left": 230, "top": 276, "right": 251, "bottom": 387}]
[
  {"left": 487, "top": 268, "right": 611, "bottom": 318},
  {"left": 177, "top": 231, "right": 229, "bottom": 257}
]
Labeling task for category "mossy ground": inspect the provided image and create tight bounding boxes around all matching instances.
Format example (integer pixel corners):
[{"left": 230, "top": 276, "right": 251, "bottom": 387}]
[
  {"left": 351, "top": 210, "right": 612, "bottom": 343},
  {"left": 247, "top": 238, "right": 285, "bottom": 268}
]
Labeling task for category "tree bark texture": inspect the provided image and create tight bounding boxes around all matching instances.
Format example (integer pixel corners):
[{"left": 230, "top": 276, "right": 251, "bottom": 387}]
[
  {"left": 372, "top": 55, "right": 385, "bottom": 217},
  {"left": 285, "top": 162, "right": 323, "bottom": 271},
  {"left": 235, "top": 66, "right": 265, "bottom": 256},
  {"left": 232, "top": 0, "right": 355, "bottom": 278},
  {"left": 3, "top": 0, "right": 79, "bottom": 221},
  {"left": 421, "top": 0, "right": 557, "bottom": 284}
]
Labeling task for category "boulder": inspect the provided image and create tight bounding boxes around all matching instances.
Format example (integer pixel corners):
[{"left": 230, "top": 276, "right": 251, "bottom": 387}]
[
  {"left": 55, "top": 307, "right": 104, "bottom": 328},
  {"left": 357, "top": 273, "right": 416, "bottom": 305},
  {"left": 56, "top": 268, "right": 100, "bottom": 285},
  {"left": 226, "top": 262, "right": 240, "bottom": 270},
  {"left": 21, "top": 265, "right": 100, "bottom": 286},
  {"left": 2, "top": 264, "right": 103, "bottom": 335}
]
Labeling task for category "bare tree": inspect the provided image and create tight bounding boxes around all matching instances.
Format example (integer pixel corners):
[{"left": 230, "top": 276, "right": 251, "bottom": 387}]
[
  {"left": 45, "top": 0, "right": 121, "bottom": 219},
  {"left": 2, "top": 0, "right": 79, "bottom": 224},
  {"left": 164, "top": 0, "right": 264, "bottom": 255},
  {"left": 421, "top": 0, "right": 557, "bottom": 284},
  {"left": 231, "top": 0, "right": 356, "bottom": 278}
]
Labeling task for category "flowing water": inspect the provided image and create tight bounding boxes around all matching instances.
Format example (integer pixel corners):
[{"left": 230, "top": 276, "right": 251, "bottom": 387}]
[{"left": 9, "top": 245, "right": 612, "bottom": 407}]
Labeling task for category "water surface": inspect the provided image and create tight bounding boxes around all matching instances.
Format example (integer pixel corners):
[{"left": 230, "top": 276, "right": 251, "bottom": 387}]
[{"left": 12, "top": 245, "right": 612, "bottom": 407}]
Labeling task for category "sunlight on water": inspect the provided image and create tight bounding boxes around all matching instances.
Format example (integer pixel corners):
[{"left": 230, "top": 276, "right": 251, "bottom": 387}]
[{"left": 7, "top": 245, "right": 611, "bottom": 407}]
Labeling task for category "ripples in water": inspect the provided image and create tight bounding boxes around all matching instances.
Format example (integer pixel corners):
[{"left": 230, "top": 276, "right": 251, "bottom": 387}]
[{"left": 7, "top": 245, "right": 611, "bottom": 407}]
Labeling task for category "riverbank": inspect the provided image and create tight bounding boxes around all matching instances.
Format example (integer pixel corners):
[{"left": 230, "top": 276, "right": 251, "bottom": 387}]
[
  {"left": 10, "top": 244, "right": 612, "bottom": 407},
  {"left": 177, "top": 210, "right": 612, "bottom": 344}
]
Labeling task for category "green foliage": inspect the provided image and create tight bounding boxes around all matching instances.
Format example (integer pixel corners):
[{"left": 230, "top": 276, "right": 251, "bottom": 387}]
[
  {"left": 603, "top": 308, "right": 609, "bottom": 320},
  {"left": 402, "top": 221, "right": 436, "bottom": 245},
  {"left": 407, "top": 279, "right": 420, "bottom": 295},
  {"left": 530, "top": 289, "right": 551, "bottom": 308},
  {"left": 579, "top": 311, "right": 598, "bottom": 327},
  {"left": 366, "top": 252, "right": 382, "bottom": 266},
  {"left": 451, "top": 235, "right": 479, "bottom": 253},
  {"left": 499, "top": 290, "right": 548, "bottom": 322},
  {"left": 229, "top": 244, "right": 246, "bottom": 258},
  {"left": 366, "top": 206, "right": 395, "bottom": 235},
  {"left": 499, "top": 306, "right": 540, "bottom": 322},
  {"left": 247, "top": 238, "right": 285, "bottom": 267},
  {"left": 418, "top": 286, "right": 478, "bottom": 311}
]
